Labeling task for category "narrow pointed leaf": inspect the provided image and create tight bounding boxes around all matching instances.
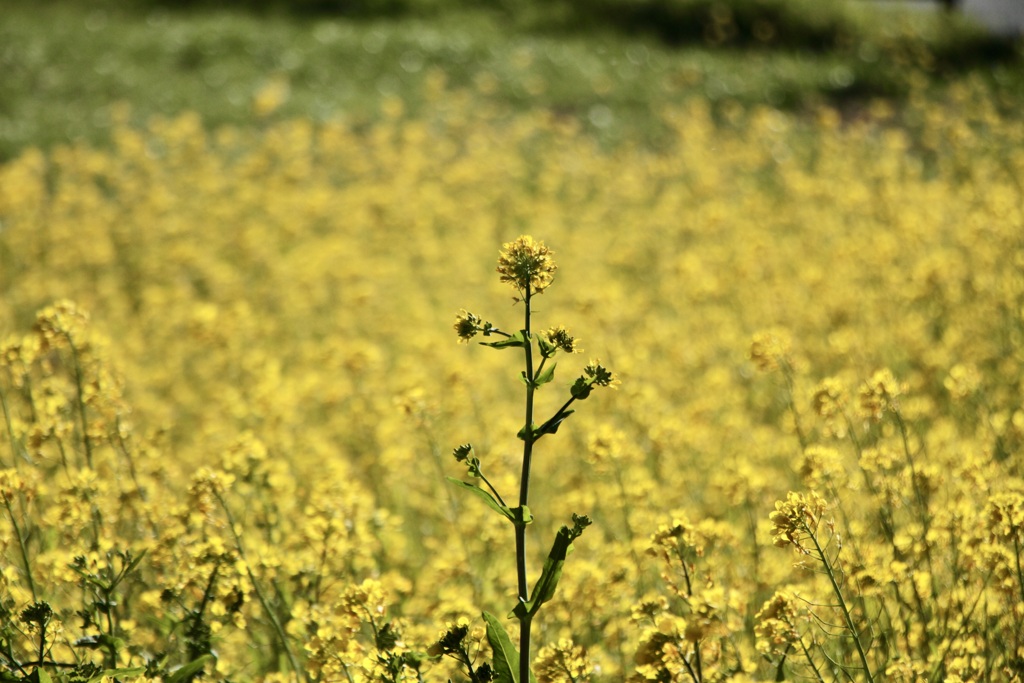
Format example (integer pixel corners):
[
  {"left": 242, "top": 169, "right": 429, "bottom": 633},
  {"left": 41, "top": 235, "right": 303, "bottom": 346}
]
[
  {"left": 447, "top": 478, "right": 514, "bottom": 522},
  {"left": 534, "top": 410, "right": 574, "bottom": 439},
  {"left": 484, "top": 612, "right": 520, "bottom": 683},
  {"left": 519, "top": 524, "right": 578, "bottom": 618},
  {"left": 167, "top": 655, "right": 216, "bottom": 683},
  {"left": 538, "top": 335, "right": 557, "bottom": 358},
  {"left": 534, "top": 362, "right": 557, "bottom": 387},
  {"left": 125, "top": 550, "right": 147, "bottom": 575},
  {"left": 88, "top": 668, "right": 147, "bottom": 683},
  {"left": 481, "top": 331, "right": 526, "bottom": 349}
]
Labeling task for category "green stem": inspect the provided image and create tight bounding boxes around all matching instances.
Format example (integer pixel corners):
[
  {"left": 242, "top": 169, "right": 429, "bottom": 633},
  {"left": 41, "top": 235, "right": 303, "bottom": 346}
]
[
  {"left": 799, "top": 637, "right": 827, "bottom": 683},
  {"left": 611, "top": 462, "right": 645, "bottom": 595},
  {"left": 3, "top": 495, "right": 37, "bottom": 601},
  {"left": 214, "top": 490, "right": 303, "bottom": 681},
  {"left": 36, "top": 617, "right": 46, "bottom": 667},
  {"left": 67, "top": 338, "right": 93, "bottom": 469},
  {"left": 807, "top": 521, "right": 874, "bottom": 683},
  {"left": 780, "top": 360, "right": 807, "bottom": 450},
  {"left": 517, "top": 288, "right": 536, "bottom": 683},
  {"left": 1015, "top": 534, "right": 1024, "bottom": 607},
  {"left": 0, "top": 385, "right": 20, "bottom": 468},
  {"left": 479, "top": 471, "right": 508, "bottom": 508},
  {"left": 680, "top": 649, "right": 700, "bottom": 683}
]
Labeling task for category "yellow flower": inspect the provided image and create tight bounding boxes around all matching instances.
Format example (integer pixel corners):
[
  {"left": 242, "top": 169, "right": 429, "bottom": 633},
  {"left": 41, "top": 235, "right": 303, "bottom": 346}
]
[
  {"left": 534, "top": 638, "right": 594, "bottom": 683},
  {"left": 583, "top": 360, "right": 617, "bottom": 388},
  {"left": 544, "top": 325, "right": 581, "bottom": 354},
  {"left": 944, "top": 363, "right": 981, "bottom": 400},
  {"left": 748, "top": 328, "right": 792, "bottom": 372},
  {"left": 496, "top": 235, "right": 557, "bottom": 296},
  {"left": 811, "top": 376, "right": 849, "bottom": 437},
  {"left": 33, "top": 299, "right": 90, "bottom": 351},
  {"left": 858, "top": 368, "right": 904, "bottom": 422},
  {"left": 986, "top": 492, "right": 1024, "bottom": 540},
  {"left": 453, "top": 309, "right": 482, "bottom": 342},
  {"left": 769, "top": 491, "right": 828, "bottom": 553},
  {"left": 754, "top": 590, "right": 801, "bottom": 655}
]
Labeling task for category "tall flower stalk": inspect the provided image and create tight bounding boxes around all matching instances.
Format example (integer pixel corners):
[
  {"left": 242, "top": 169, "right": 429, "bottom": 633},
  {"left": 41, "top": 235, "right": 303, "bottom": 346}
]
[{"left": 445, "top": 236, "right": 615, "bottom": 683}]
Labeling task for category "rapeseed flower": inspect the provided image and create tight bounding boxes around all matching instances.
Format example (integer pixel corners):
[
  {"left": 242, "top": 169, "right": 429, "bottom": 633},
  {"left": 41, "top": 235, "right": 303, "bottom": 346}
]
[{"left": 496, "top": 235, "right": 557, "bottom": 297}]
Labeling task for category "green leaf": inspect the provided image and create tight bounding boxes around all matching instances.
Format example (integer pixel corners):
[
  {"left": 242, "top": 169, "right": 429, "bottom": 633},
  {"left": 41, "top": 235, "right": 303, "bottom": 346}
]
[
  {"left": 73, "top": 634, "right": 145, "bottom": 659},
  {"left": 512, "top": 523, "right": 582, "bottom": 619},
  {"left": 538, "top": 335, "right": 557, "bottom": 358},
  {"left": 447, "top": 478, "right": 514, "bottom": 522},
  {"left": 166, "top": 655, "right": 215, "bottom": 683},
  {"left": 534, "top": 362, "right": 557, "bottom": 387},
  {"left": 534, "top": 410, "right": 574, "bottom": 439},
  {"left": 87, "top": 668, "right": 147, "bottom": 683},
  {"left": 36, "top": 669, "right": 52, "bottom": 683},
  {"left": 481, "top": 331, "right": 525, "bottom": 349},
  {"left": 124, "top": 549, "right": 147, "bottom": 575},
  {"left": 484, "top": 612, "right": 522, "bottom": 683}
]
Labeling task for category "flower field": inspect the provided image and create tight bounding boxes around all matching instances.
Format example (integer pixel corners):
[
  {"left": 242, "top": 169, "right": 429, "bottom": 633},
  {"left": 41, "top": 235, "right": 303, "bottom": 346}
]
[{"left": 1, "top": 56, "right": 1024, "bottom": 683}]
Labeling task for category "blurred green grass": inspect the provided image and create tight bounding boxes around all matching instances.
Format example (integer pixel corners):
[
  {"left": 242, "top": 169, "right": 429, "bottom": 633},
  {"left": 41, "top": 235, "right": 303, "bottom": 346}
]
[{"left": 0, "top": 0, "right": 1020, "bottom": 160}]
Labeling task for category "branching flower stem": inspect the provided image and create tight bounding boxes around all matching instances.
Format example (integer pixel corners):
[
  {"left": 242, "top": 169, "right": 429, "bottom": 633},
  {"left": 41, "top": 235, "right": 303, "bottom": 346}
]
[{"left": 806, "top": 521, "right": 875, "bottom": 683}]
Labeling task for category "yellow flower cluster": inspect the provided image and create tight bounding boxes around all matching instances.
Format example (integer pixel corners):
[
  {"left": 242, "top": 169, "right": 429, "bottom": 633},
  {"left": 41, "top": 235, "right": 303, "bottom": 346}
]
[{"left": 0, "top": 72, "right": 1022, "bottom": 681}]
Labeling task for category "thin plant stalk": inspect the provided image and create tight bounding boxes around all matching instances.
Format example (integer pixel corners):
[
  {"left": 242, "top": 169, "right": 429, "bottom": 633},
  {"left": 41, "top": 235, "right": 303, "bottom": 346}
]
[
  {"left": 806, "top": 522, "right": 875, "bottom": 683},
  {"left": 3, "top": 495, "right": 37, "bottom": 601},
  {"left": 516, "top": 285, "right": 536, "bottom": 683},
  {"left": 67, "top": 338, "right": 94, "bottom": 470},
  {"left": 0, "top": 386, "right": 19, "bottom": 469},
  {"left": 213, "top": 490, "right": 303, "bottom": 682}
]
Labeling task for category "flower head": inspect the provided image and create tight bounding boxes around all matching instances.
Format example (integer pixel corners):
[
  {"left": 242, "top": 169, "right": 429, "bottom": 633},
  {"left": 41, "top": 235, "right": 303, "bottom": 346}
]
[
  {"left": 754, "top": 591, "right": 801, "bottom": 655},
  {"left": 453, "top": 310, "right": 501, "bottom": 343},
  {"left": 534, "top": 639, "right": 593, "bottom": 683},
  {"left": 858, "top": 368, "right": 904, "bottom": 422},
  {"left": 769, "top": 491, "right": 828, "bottom": 553},
  {"left": 749, "top": 328, "right": 792, "bottom": 372},
  {"left": 569, "top": 360, "right": 618, "bottom": 400},
  {"left": 496, "top": 235, "right": 557, "bottom": 297},
  {"left": 583, "top": 360, "right": 617, "bottom": 388},
  {"left": 543, "top": 326, "right": 581, "bottom": 355},
  {"left": 812, "top": 377, "right": 849, "bottom": 438},
  {"left": 454, "top": 310, "right": 483, "bottom": 343}
]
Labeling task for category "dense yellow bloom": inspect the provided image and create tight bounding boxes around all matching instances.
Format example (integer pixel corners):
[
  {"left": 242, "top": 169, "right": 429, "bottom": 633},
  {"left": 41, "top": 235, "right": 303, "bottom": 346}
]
[
  {"left": 986, "top": 492, "right": 1024, "bottom": 540},
  {"left": 496, "top": 235, "right": 557, "bottom": 296},
  {"left": 544, "top": 326, "right": 581, "bottom": 354},
  {"left": 454, "top": 309, "right": 484, "bottom": 342},
  {"left": 753, "top": 590, "right": 801, "bottom": 655},
  {"left": 0, "top": 74, "right": 1022, "bottom": 681},
  {"left": 33, "top": 299, "right": 90, "bottom": 352},
  {"left": 944, "top": 363, "right": 981, "bottom": 400},
  {"left": 811, "top": 376, "right": 849, "bottom": 438},
  {"left": 748, "top": 328, "right": 792, "bottom": 372},
  {"left": 858, "top": 368, "right": 904, "bottom": 422},
  {"left": 534, "top": 638, "right": 594, "bottom": 683},
  {"left": 769, "top": 491, "right": 829, "bottom": 552}
]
